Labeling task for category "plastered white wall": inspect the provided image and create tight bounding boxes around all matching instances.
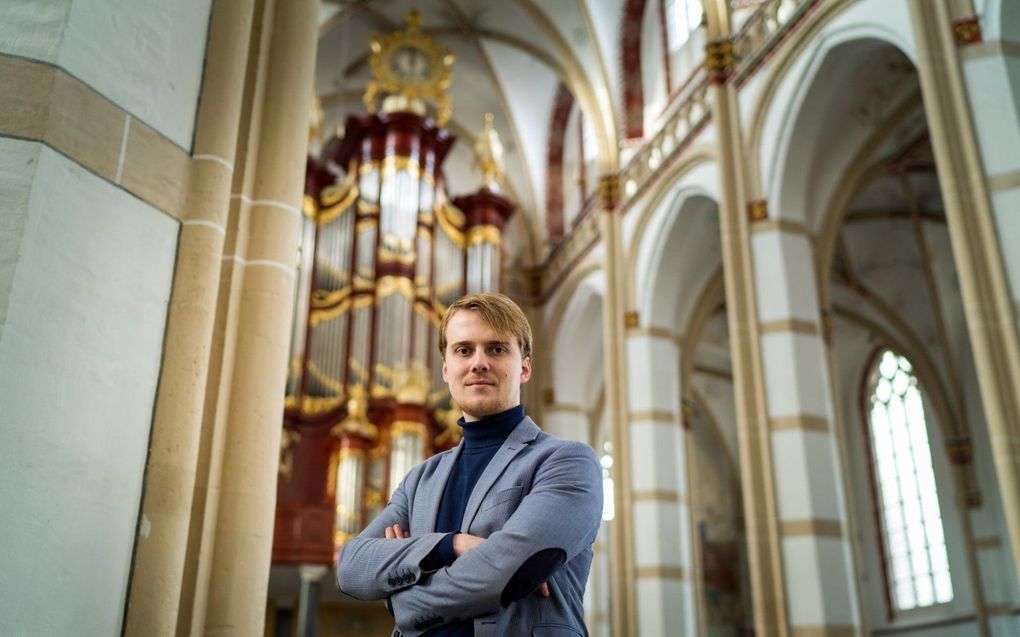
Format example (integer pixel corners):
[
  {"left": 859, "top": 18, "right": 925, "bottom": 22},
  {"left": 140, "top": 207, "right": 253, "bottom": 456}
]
[
  {"left": 0, "top": 143, "right": 178, "bottom": 636},
  {"left": 481, "top": 38, "right": 558, "bottom": 228},
  {"left": 961, "top": 54, "right": 1020, "bottom": 178},
  {"left": 0, "top": 139, "right": 40, "bottom": 328},
  {"left": 0, "top": 0, "right": 74, "bottom": 62},
  {"left": 0, "top": 0, "right": 212, "bottom": 150}
]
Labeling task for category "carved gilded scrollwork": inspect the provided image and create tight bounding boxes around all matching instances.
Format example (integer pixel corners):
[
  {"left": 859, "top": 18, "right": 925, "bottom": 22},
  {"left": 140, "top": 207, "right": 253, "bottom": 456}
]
[
  {"left": 466, "top": 224, "right": 502, "bottom": 247},
  {"left": 330, "top": 385, "right": 379, "bottom": 442},
  {"left": 433, "top": 401, "right": 463, "bottom": 447},
  {"left": 279, "top": 429, "right": 301, "bottom": 479}
]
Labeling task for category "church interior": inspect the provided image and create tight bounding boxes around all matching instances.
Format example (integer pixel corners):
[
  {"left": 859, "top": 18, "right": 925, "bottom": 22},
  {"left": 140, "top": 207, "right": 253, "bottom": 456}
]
[{"left": 2, "top": 0, "right": 1020, "bottom": 636}]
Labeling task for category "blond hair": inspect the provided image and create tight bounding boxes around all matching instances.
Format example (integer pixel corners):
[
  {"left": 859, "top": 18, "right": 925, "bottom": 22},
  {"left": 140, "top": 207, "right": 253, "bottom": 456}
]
[{"left": 438, "top": 293, "right": 533, "bottom": 360}]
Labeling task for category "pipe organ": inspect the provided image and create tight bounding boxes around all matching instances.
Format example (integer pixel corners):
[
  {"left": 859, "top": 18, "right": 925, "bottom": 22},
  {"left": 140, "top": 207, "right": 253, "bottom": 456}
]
[{"left": 272, "top": 13, "right": 516, "bottom": 566}]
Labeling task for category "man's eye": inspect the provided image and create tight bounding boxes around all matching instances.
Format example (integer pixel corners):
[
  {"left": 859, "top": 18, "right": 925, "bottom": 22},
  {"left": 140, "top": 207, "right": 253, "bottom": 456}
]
[
  {"left": 491, "top": 346, "right": 506, "bottom": 355},
  {"left": 456, "top": 347, "right": 470, "bottom": 356}
]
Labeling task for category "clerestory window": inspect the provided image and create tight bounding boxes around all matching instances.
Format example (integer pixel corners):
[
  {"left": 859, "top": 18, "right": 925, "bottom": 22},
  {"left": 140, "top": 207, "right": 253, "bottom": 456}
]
[
  {"left": 866, "top": 350, "right": 953, "bottom": 611},
  {"left": 664, "top": 0, "right": 704, "bottom": 51}
]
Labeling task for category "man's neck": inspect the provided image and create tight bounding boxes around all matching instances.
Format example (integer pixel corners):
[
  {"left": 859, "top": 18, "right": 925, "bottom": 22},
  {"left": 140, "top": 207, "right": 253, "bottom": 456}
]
[{"left": 458, "top": 404, "right": 524, "bottom": 449}]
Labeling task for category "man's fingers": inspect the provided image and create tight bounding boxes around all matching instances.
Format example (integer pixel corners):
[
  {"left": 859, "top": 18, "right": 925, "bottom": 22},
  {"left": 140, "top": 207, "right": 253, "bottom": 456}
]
[
  {"left": 385, "top": 526, "right": 395, "bottom": 539},
  {"left": 538, "top": 582, "right": 551, "bottom": 597},
  {"left": 452, "top": 533, "right": 486, "bottom": 556}
]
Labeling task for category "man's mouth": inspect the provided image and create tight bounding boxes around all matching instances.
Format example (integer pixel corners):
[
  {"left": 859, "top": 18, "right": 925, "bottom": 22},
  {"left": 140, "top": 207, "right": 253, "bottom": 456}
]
[{"left": 466, "top": 380, "right": 495, "bottom": 387}]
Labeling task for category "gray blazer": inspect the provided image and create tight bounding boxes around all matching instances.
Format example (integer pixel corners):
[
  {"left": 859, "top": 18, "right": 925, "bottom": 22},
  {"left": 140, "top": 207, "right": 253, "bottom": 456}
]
[{"left": 337, "top": 416, "right": 603, "bottom": 637}]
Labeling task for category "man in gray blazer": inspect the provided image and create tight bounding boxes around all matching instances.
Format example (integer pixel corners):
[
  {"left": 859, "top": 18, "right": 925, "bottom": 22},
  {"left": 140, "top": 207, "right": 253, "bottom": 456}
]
[{"left": 337, "top": 293, "right": 603, "bottom": 637}]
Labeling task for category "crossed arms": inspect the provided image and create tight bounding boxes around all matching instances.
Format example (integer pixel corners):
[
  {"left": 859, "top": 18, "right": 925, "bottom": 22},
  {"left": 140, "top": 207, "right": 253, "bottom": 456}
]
[{"left": 336, "top": 441, "right": 602, "bottom": 635}]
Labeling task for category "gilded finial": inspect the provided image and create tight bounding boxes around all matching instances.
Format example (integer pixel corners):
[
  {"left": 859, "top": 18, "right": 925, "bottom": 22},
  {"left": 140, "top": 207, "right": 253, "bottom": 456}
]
[
  {"left": 474, "top": 113, "right": 505, "bottom": 190},
  {"left": 309, "top": 89, "right": 325, "bottom": 143},
  {"left": 406, "top": 10, "right": 422, "bottom": 30},
  {"left": 331, "top": 384, "right": 379, "bottom": 441},
  {"left": 394, "top": 362, "right": 430, "bottom": 405}
]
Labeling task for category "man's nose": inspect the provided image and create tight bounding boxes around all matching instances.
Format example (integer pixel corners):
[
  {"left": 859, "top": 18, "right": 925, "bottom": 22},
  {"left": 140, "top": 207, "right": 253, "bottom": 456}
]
[{"left": 470, "top": 351, "right": 490, "bottom": 371}]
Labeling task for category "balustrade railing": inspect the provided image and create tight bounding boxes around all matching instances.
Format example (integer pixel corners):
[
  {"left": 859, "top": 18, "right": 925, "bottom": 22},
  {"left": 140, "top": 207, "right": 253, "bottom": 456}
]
[
  {"left": 535, "top": 0, "right": 815, "bottom": 298},
  {"left": 733, "top": 0, "right": 815, "bottom": 82}
]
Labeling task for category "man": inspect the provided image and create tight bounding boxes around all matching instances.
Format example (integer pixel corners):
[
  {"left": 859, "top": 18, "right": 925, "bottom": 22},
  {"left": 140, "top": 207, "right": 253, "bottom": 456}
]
[{"left": 337, "top": 293, "right": 603, "bottom": 637}]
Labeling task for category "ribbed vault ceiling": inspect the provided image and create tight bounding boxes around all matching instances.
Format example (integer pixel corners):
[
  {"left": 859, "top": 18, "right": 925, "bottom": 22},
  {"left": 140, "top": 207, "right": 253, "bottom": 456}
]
[{"left": 315, "top": 0, "right": 625, "bottom": 267}]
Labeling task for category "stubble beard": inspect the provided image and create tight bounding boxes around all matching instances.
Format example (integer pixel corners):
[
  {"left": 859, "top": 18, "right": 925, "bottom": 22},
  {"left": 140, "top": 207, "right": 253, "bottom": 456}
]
[{"left": 460, "top": 396, "right": 503, "bottom": 421}]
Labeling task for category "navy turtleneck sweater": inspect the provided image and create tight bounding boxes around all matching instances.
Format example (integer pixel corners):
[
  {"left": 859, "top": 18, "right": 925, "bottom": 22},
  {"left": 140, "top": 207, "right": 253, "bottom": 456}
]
[{"left": 419, "top": 404, "right": 524, "bottom": 636}]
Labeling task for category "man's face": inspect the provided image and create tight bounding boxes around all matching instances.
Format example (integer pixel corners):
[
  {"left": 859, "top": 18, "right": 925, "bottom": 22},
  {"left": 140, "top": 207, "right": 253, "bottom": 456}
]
[{"left": 442, "top": 309, "right": 532, "bottom": 422}]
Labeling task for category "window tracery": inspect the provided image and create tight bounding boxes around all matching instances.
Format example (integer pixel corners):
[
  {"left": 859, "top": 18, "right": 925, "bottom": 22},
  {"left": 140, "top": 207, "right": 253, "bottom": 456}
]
[{"left": 866, "top": 350, "right": 953, "bottom": 611}]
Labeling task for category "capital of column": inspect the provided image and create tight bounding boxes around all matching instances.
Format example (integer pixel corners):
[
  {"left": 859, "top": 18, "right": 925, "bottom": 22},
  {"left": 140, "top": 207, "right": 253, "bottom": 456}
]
[
  {"left": 543, "top": 387, "right": 555, "bottom": 406},
  {"left": 681, "top": 397, "right": 696, "bottom": 430},
  {"left": 951, "top": 16, "right": 982, "bottom": 46},
  {"left": 623, "top": 310, "right": 639, "bottom": 329},
  {"left": 747, "top": 198, "right": 768, "bottom": 222},
  {"left": 821, "top": 308, "right": 833, "bottom": 347},
  {"left": 597, "top": 174, "right": 621, "bottom": 211},
  {"left": 705, "top": 38, "right": 735, "bottom": 84},
  {"left": 945, "top": 435, "right": 974, "bottom": 466}
]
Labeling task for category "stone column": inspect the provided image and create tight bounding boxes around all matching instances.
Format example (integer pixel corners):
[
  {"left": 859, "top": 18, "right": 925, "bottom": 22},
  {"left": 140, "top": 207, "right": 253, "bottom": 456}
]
[
  {"left": 907, "top": 0, "right": 1020, "bottom": 585},
  {"left": 201, "top": 0, "right": 320, "bottom": 634},
  {"left": 296, "top": 564, "right": 327, "bottom": 637},
  {"left": 749, "top": 218, "right": 861, "bottom": 636},
  {"left": 706, "top": 37, "right": 789, "bottom": 637},
  {"left": 124, "top": 0, "right": 256, "bottom": 634},
  {"left": 711, "top": 32, "right": 866, "bottom": 636},
  {"left": 586, "top": 527, "right": 613, "bottom": 637},
  {"left": 597, "top": 174, "right": 638, "bottom": 637},
  {"left": 624, "top": 330, "right": 697, "bottom": 637},
  {"left": 543, "top": 405, "right": 589, "bottom": 444}
]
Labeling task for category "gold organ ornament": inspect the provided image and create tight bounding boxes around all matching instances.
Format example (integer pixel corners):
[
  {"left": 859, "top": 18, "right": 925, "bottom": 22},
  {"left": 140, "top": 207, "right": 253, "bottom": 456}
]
[
  {"left": 475, "top": 113, "right": 506, "bottom": 189},
  {"left": 364, "top": 11, "right": 455, "bottom": 126},
  {"left": 330, "top": 385, "right": 379, "bottom": 442},
  {"left": 278, "top": 429, "right": 301, "bottom": 479},
  {"left": 467, "top": 224, "right": 503, "bottom": 247}
]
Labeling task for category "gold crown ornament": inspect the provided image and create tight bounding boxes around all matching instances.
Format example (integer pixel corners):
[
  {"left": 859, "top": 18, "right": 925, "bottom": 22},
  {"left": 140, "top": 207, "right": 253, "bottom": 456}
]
[{"left": 364, "top": 11, "right": 455, "bottom": 126}]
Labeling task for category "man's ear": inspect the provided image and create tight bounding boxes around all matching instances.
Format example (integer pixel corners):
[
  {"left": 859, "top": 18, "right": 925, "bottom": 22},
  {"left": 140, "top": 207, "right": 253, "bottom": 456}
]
[
  {"left": 441, "top": 355, "right": 449, "bottom": 383},
  {"left": 519, "top": 356, "right": 532, "bottom": 384}
]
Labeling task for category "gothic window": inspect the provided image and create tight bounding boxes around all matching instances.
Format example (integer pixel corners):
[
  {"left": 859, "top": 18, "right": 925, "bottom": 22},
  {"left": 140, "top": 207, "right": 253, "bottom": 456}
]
[
  {"left": 581, "top": 115, "right": 598, "bottom": 168},
  {"left": 600, "top": 441, "right": 615, "bottom": 521},
  {"left": 664, "top": 0, "right": 704, "bottom": 51},
  {"left": 866, "top": 350, "right": 953, "bottom": 611}
]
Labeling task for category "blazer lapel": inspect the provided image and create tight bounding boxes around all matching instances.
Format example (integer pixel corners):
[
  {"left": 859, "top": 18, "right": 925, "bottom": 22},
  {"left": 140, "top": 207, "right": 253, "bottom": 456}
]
[
  {"left": 425, "top": 442, "right": 462, "bottom": 533},
  {"left": 460, "top": 417, "right": 541, "bottom": 531}
]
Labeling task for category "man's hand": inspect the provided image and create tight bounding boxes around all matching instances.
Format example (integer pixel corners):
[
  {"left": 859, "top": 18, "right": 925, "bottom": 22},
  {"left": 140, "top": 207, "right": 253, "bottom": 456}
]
[
  {"left": 380, "top": 524, "right": 409, "bottom": 610},
  {"left": 384, "top": 524, "right": 410, "bottom": 539},
  {"left": 452, "top": 532, "right": 484, "bottom": 556},
  {"left": 453, "top": 533, "right": 551, "bottom": 598}
]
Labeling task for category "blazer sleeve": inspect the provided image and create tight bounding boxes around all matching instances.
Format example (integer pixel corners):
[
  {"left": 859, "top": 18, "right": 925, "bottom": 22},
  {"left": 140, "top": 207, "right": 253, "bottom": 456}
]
[
  {"left": 388, "top": 441, "right": 603, "bottom": 635},
  {"left": 336, "top": 471, "right": 448, "bottom": 601}
]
